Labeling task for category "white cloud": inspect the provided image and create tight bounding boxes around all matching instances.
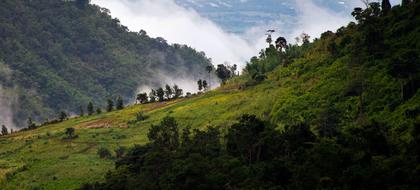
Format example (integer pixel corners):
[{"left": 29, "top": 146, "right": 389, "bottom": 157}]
[
  {"left": 91, "top": 0, "right": 256, "bottom": 69},
  {"left": 91, "top": 0, "right": 366, "bottom": 69}
]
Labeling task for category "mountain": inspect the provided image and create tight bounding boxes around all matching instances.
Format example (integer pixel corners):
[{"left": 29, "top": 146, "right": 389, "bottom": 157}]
[
  {"left": 0, "top": 0, "right": 213, "bottom": 128},
  {"left": 0, "top": 1, "right": 419, "bottom": 190}
]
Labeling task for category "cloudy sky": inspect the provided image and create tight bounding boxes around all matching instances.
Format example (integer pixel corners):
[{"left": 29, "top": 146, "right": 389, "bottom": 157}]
[{"left": 91, "top": 0, "right": 400, "bottom": 69}]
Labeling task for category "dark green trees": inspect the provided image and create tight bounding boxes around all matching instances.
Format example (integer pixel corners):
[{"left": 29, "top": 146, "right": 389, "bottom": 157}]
[
  {"left": 87, "top": 102, "right": 94, "bottom": 115},
  {"left": 116, "top": 96, "right": 124, "bottom": 110},
  {"left": 75, "top": 0, "right": 90, "bottom": 8},
  {"left": 197, "top": 79, "right": 203, "bottom": 92},
  {"left": 59, "top": 111, "right": 68, "bottom": 121},
  {"left": 202, "top": 80, "right": 208, "bottom": 91},
  {"left": 65, "top": 127, "right": 75, "bottom": 139},
  {"left": 164, "top": 85, "right": 173, "bottom": 100},
  {"left": 173, "top": 85, "right": 183, "bottom": 99},
  {"left": 107, "top": 99, "right": 114, "bottom": 112},
  {"left": 156, "top": 88, "right": 165, "bottom": 102},
  {"left": 27, "top": 117, "right": 36, "bottom": 130},
  {"left": 148, "top": 116, "right": 180, "bottom": 151},
  {"left": 137, "top": 93, "right": 149, "bottom": 104},
  {"left": 1, "top": 125, "right": 8, "bottom": 136},
  {"left": 382, "top": 0, "right": 391, "bottom": 13},
  {"left": 226, "top": 115, "right": 266, "bottom": 165},
  {"left": 206, "top": 65, "right": 213, "bottom": 89},
  {"left": 79, "top": 106, "right": 84, "bottom": 117},
  {"left": 215, "top": 64, "right": 231, "bottom": 85}
]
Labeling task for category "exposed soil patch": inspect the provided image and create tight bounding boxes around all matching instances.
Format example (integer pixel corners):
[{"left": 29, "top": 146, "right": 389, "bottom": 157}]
[{"left": 76, "top": 120, "right": 127, "bottom": 129}]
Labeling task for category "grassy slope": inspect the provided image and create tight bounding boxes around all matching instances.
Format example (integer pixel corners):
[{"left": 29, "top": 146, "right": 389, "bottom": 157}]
[
  {"left": 0, "top": 42, "right": 418, "bottom": 190},
  {"left": 0, "top": 82, "right": 276, "bottom": 189}
]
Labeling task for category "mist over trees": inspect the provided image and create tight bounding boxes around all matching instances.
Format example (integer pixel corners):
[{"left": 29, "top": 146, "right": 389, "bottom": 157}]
[{"left": 0, "top": 0, "right": 213, "bottom": 127}]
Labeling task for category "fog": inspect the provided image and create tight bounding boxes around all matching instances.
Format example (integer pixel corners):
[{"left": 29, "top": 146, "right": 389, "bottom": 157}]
[
  {"left": 91, "top": 0, "right": 367, "bottom": 69},
  {"left": 0, "top": 85, "right": 17, "bottom": 130}
]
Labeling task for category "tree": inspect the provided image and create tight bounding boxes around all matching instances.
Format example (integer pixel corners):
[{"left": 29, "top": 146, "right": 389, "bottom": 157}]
[
  {"left": 202, "top": 80, "right": 208, "bottom": 91},
  {"left": 402, "top": 0, "right": 412, "bottom": 6},
  {"left": 275, "top": 37, "right": 288, "bottom": 51},
  {"left": 96, "top": 108, "right": 102, "bottom": 114},
  {"left": 98, "top": 147, "right": 112, "bottom": 159},
  {"left": 115, "top": 146, "right": 126, "bottom": 158},
  {"left": 65, "top": 127, "right": 75, "bottom": 139},
  {"left": 116, "top": 96, "right": 124, "bottom": 110},
  {"left": 148, "top": 116, "right": 179, "bottom": 151},
  {"left": 173, "top": 85, "right": 183, "bottom": 99},
  {"left": 87, "top": 102, "right": 94, "bottom": 115},
  {"left": 300, "top": 33, "right": 310, "bottom": 44},
  {"left": 107, "top": 99, "right": 114, "bottom": 112},
  {"left": 27, "top": 117, "right": 36, "bottom": 130},
  {"left": 149, "top": 89, "right": 157, "bottom": 103},
  {"left": 76, "top": 0, "right": 90, "bottom": 8},
  {"left": 381, "top": 0, "right": 391, "bottom": 13},
  {"left": 59, "top": 111, "right": 68, "bottom": 121},
  {"left": 226, "top": 115, "right": 267, "bottom": 165},
  {"left": 1, "top": 125, "right": 8, "bottom": 136},
  {"left": 137, "top": 93, "right": 149, "bottom": 104},
  {"left": 79, "top": 106, "right": 84, "bottom": 117},
  {"left": 229, "top": 64, "right": 238, "bottom": 76},
  {"left": 206, "top": 65, "right": 213, "bottom": 89},
  {"left": 197, "top": 79, "right": 203, "bottom": 92},
  {"left": 164, "top": 84, "right": 173, "bottom": 100},
  {"left": 156, "top": 88, "right": 165, "bottom": 102},
  {"left": 215, "top": 64, "right": 231, "bottom": 85}
]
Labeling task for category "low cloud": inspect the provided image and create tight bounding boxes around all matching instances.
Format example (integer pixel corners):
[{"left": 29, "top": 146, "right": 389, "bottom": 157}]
[
  {"left": 92, "top": 0, "right": 365, "bottom": 70},
  {"left": 91, "top": 0, "right": 256, "bottom": 69},
  {"left": 0, "top": 85, "right": 18, "bottom": 130}
]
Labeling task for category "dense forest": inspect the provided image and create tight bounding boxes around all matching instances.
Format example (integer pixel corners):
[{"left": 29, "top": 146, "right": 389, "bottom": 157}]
[
  {"left": 0, "top": 0, "right": 213, "bottom": 126},
  {"left": 81, "top": 1, "right": 420, "bottom": 189}
]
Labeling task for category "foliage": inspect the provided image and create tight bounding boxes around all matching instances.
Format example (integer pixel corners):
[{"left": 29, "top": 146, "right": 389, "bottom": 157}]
[
  {"left": 0, "top": 0, "right": 212, "bottom": 126},
  {"left": 97, "top": 147, "right": 112, "bottom": 159}
]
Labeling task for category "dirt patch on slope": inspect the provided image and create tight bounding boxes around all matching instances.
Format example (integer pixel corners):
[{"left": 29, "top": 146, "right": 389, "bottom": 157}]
[{"left": 76, "top": 120, "right": 127, "bottom": 129}]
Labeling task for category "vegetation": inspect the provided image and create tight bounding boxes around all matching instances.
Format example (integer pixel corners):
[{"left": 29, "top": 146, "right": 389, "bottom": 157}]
[
  {"left": 0, "top": 0, "right": 212, "bottom": 126},
  {"left": 0, "top": 1, "right": 418, "bottom": 189}
]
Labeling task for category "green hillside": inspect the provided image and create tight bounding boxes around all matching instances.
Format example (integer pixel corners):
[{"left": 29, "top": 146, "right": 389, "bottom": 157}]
[
  {"left": 0, "top": 0, "right": 212, "bottom": 126},
  {"left": 0, "top": 1, "right": 419, "bottom": 190}
]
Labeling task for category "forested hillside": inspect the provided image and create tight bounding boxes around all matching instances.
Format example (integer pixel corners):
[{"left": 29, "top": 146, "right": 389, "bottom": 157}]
[
  {"left": 0, "top": 0, "right": 212, "bottom": 127},
  {"left": 0, "top": 1, "right": 419, "bottom": 190}
]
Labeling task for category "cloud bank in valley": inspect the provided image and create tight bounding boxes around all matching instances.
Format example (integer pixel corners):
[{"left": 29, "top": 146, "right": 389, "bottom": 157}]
[
  {"left": 91, "top": 0, "right": 364, "bottom": 69},
  {"left": 91, "top": 0, "right": 256, "bottom": 69}
]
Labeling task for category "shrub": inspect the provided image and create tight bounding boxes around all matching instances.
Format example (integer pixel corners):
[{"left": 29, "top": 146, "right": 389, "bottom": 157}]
[{"left": 97, "top": 147, "right": 112, "bottom": 159}]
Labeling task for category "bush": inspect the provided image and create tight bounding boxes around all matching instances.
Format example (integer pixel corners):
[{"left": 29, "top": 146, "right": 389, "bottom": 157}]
[{"left": 97, "top": 147, "right": 112, "bottom": 159}]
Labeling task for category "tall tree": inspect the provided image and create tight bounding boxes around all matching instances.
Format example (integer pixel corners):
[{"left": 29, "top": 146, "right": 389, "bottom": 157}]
[
  {"left": 137, "top": 93, "right": 149, "bottom": 104},
  {"left": 202, "top": 80, "right": 208, "bottom": 91},
  {"left": 87, "top": 102, "right": 94, "bottom": 115},
  {"left": 156, "top": 88, "right": 165, "bottom": 102},
  {"left": 382, "top": 0, "right": 391, "bottom": 13},
  {"left": 165, "top": 84, "right": 173, "bottom": 100},
  {"left": 79, "top": 106, "right": 84, "bottom": 117},
  {"left": 1, "top": 125, "right": 8, "bottom": 136},
  {"left": 402, "top": 0, "right": 411, "bottom": 6},
  {"left": 116, "top": 96, "right": 124, "bottom": 110},
  {"left": 59, "top": 111, "right": 68, "bottom": 121},
  {"left": 27, "top": 117, "right": 36, "bottom": 130},
  {"left": 107, "top": 99, "right": 114, "bottom": 112},
  {"left": 206, "top": 65, "right": 213, "bottom": 89},
  {"left": 215, "top": 64, "right": 231, "bottom": 85},
  {"left": 173, "top": 85, "right": 183, "bottom": 99},
  {"left": 149, "top": 89, "right": 157, "bottom": 103},
  {"left": 197, "top": 79, "right": 203, "bottom": 92}
]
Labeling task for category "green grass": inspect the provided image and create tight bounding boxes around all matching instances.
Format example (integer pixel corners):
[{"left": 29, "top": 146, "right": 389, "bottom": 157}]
[
  {"left": 0, "top": 83, "right": 277, "bottom": 189},
  {"left": 0, "top": 51, "right": 418, "bottom": 189}
]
